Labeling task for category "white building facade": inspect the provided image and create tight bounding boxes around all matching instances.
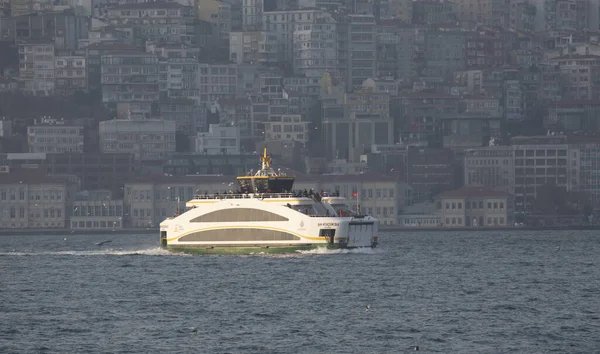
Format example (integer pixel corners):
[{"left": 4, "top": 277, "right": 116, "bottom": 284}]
[
  {"left": 194, "top": 124, "right": 240, "bottom": 155},
  {"left": 27, "top": 121, "right": 84, "bottom": 153}
]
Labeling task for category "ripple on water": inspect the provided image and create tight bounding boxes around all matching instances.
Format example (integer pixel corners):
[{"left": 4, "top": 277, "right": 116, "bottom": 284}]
[{"left": 0, "top": 231, "right": 599, "bottom": 353}]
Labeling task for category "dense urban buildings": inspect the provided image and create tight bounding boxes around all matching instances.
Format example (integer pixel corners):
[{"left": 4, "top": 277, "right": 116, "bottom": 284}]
[{"left": 2, "top": 0, "right": 600, "bottom": 229}]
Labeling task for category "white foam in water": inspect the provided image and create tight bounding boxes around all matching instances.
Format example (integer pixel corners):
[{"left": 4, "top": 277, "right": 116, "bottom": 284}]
[
  {"left": 0, "top": 247, "right": 189, "bottom": 256},
  {"left": 296, "top": 247, "right": 380, "bottom": 255}
]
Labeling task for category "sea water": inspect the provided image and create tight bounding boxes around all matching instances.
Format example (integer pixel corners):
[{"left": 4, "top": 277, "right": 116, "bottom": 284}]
[{"left": 0, "top": 230, "right": 599, "bottom": 353}]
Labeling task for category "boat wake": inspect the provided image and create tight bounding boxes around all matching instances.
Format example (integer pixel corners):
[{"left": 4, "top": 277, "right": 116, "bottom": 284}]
[
  {"left": 0, "top": 247, "right": 188, "bottom": 257},
  {"left": 296, "top": 247, "right": 381, "bottom": 255}
]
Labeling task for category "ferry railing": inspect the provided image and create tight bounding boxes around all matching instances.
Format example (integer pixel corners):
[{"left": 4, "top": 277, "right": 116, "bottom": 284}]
[{"left": 192, "top": 193, "right": 300, "bottom": 200}]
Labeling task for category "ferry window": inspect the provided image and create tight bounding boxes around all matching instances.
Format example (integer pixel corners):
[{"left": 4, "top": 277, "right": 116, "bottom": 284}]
[{"left": 191, "top": 208, "right": 289, "bottom": 222}]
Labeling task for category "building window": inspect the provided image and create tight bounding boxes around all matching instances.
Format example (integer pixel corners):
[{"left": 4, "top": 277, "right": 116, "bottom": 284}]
[
  {"left": 500, "top": 202, "right": 504, "bottom": 209},
  {"left": 452, "top": 202, "right": 456, "bottom": 209},
  {"left": 493, "top": 202, "right": 498, "bottom": 209},
  {"left": 445, "top": 203, "right": 450, "bottom": 209},
  {"left": 458, "top": 202, "right": 462, "bottom": 209},
  {"left": 487, "top": 202, "right": 492, "bottom": 209}
]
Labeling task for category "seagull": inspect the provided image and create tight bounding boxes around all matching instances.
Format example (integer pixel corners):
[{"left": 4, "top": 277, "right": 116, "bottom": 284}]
[
  {"left": 365, "top": 304, "right": 370, "bottom": 312},
  {"left": 414, "top": 345, "right": 419, "bottom": 351},
  {"left": 95, "top": 240, "right": 112, "bottom": 246}
]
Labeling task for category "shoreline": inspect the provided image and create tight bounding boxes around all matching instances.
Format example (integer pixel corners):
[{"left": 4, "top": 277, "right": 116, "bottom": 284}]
[{"left": 1, "top": 225, "right": 600, "bottom": 236}]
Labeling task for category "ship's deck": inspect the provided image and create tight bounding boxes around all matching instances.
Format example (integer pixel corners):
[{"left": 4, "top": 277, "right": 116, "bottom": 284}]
[{"left": 191, "top": 191, "right": 341, "bottom": 200}]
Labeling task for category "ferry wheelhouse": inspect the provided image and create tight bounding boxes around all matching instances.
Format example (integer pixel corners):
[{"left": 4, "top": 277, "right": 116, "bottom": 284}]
[{"left": 159, "top": 148, "right": 379, "bottom": 254}]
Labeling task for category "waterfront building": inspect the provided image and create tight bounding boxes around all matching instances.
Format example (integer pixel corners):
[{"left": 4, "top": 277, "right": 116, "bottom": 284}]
[
  {"left": 70, "top": 190, "right": 124, "bottom": 230},
  {"left": 435, "top": 187, "right": 514, "bottom": 227},
  {"left": 510, "top": 135, "right": 570, "bottom": 212},
  {"left": 0, "top": 167, "right": 70, "bottom": 229}
]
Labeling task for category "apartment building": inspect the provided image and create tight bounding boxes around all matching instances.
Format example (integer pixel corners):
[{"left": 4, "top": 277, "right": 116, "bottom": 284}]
[
  {"left": 105, "top": 2, "right": 195, "bottom": 46},
  {"left": 464, "top": 146, "right": 515, "bottom": 194},
  {"left": 27, "top": 119, "right": 84, "bottom": 153},
  {"left": 229, "top": 31, "right": 270, "bottom": 65},
  {"left": 194, "top": 123, "right": 240, "bottom": 155},
  {"left": 197, "top": 63, "right": 237, "bottom": 106},
  {"left": 292, "top": 12, "right": 338, "bottom": 79},
  {"left": 264, "top": 114, "right": 310, "bottom": 144},
  {"left": 546, "top": 54, "right": 600, "bottom": 101},
  {"left": 99, "top": 119, "right": 176, "bottom": 161},
  {"left": 567, "top": 136, "right": 600, "bottom": 209},
  {"left": 375, "top": 20, "right": 415, "bottom": 80},
  {"left": 345, "top": 14, "right": 377, "bottom": 90},
  {"left": 158, "top": 57, "right": 200, "bottom": 105},
  {"left": 0, "top": 168, "right": 70, "bottom": 229},
  {"left": 261, "top": 8, "right": 330, "bottom": 67},
  {"left": 18, "top": 40, "right": 55, "bottom": 94},
  {"left": 510, "top": 135, "right": 570, "bottom": 212},
  {"left": 436, "top": 187, "right": 514, "bottom": 227},
  {"left": 100, "top": 51, "right": 159, "bottom": 111},
  {"left": 54, "top": 54, "right": 87, "bottom": 95},
  {"left": 0, "top": 12, "right": 89, "bottom": 50},
  {"left": 10, "top": 0, "right": 52, "bottom": 17}
]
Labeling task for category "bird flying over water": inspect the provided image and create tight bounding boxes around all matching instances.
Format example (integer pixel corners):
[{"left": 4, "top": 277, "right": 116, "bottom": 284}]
[
  {"left": 365, "top": 304, "right": 370, "bottom": 312},
  {"left": 95, "top": 240, "right": 112, "bottom": 246}
]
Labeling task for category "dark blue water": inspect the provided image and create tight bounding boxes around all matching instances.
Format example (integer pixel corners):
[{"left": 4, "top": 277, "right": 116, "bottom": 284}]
[{"left": 1, "top": 231, "right": 599, "bottom": 353}]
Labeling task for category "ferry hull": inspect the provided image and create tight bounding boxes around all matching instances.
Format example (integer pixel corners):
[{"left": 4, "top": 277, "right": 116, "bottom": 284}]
[
  {"left": 160, "top": 194, "right": 379, "bottom": 255},
  {"left": 166, "top": 244, "right": 333, "bottom": 255}
]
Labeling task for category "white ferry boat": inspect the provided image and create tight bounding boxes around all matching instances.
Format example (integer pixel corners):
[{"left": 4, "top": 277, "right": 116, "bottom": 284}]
[{"left": 159, "top": 148, "right": 379, "bottom": 254}]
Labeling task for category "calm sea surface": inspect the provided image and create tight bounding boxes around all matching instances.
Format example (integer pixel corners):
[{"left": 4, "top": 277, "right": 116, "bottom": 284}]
[{"left": 0, "top": 231, "right": 599, "bottom": 353}]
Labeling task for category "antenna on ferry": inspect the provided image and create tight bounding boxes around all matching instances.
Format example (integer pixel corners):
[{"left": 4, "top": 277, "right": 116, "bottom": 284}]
[{"left": 261, "top": 146, "right": 268, "bottom": 170}]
